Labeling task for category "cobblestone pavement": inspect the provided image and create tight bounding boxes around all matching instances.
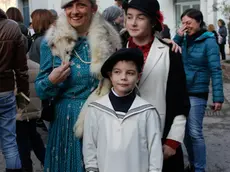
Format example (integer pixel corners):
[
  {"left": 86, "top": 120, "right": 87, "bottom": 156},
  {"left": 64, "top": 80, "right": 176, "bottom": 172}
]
[{"left": 1, "top": 82, "right": 230, "bottom": 172}]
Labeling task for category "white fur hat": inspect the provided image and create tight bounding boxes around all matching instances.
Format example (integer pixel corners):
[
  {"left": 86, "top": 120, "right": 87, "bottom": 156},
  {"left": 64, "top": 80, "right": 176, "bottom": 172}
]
[{"left": 61, "top": 0, "right": 96, "bottom": 8}]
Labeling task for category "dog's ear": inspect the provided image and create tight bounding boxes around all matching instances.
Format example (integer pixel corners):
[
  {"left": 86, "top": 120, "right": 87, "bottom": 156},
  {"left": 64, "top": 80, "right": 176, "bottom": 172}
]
[{"left": 50, "top": 42, "right": 56, "bottom": 49}]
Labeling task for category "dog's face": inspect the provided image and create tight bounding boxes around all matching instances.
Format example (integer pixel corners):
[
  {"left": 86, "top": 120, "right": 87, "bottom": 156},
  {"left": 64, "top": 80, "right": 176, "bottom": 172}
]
[{"left": 50, "top": 37, "right": 76, "bottom": 63}]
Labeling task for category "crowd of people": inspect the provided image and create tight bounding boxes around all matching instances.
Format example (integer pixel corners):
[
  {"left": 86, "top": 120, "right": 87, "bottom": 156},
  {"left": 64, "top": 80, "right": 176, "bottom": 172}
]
[{"left": 0, "top": 0, "right": 225, "bottom": 172}]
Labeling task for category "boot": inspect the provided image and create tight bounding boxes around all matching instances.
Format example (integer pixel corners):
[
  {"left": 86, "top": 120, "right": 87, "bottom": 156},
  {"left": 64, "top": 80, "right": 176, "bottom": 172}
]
[
  {"left": 22, "top": 167, "right": 33, "bottom": 172},
  {"left": 184, "top": 164, "right": 195, "bottom": 172},
  {"left": 6, "top": 169, "right": 22, "bottom": 172}
]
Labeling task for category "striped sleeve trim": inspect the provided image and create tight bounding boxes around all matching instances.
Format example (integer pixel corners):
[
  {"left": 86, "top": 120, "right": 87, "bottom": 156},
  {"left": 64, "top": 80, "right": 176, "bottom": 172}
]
[{"left": 86, "top": 167, "right": 99, "bottom": 172}]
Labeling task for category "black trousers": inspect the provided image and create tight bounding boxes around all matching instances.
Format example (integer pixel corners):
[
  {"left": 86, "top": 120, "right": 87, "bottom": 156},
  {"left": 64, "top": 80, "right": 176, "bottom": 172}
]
[
  {"left": 219, "top": 44, "right": 226, "bottom": 60},
  {"left": 16, "top": 119, "right": 46, "bottom": 171},
  {"left": 163, "top": 145, "right": 184, "bottom": 172}
]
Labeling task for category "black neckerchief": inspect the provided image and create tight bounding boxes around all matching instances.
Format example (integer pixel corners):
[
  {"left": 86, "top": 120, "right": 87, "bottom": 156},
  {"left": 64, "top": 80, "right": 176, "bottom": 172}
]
[
  {"left": 109, "top": 89, "right": 136, "bottom": 113},
  {"left": 186, "top": 29, "right": 206, "bottom": 47}
]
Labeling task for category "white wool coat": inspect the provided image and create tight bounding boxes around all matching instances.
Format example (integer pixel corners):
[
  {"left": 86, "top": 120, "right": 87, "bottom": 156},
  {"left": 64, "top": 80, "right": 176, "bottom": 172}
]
[
  {"left": 133, "top": 38, "right": 186, "bottom": 143},
  {"left": 45, "top": 12, "right": 122, "bottom": 137}
]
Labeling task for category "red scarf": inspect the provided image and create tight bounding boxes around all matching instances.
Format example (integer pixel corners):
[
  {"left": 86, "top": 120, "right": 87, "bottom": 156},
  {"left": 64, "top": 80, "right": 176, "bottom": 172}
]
[{"left": 128, "top": 36, "right": 154, "bottom": 63}]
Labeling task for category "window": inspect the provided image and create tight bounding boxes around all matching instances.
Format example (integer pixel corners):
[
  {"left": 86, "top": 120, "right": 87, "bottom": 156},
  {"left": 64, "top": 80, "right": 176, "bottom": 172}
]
[
  {"left": 22, "top": 0, "right": 29, "bottom": 27},
  {"left": 175, "top": 0, "right": 200, "bottom": 28}
]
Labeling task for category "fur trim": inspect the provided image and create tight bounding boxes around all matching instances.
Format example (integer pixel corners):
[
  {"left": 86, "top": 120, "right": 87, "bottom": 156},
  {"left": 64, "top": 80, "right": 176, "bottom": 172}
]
[
  {"left": 45, "top": 13, "right": 78, "bottom": 63},
  {"left": 45, "top": 12, "right": 121, "bottom": 138},
  {"left": 73, "top": 78, "right": 111, "bottom": 138},
  {"left": 88, "top": 13, "right": 122, "bottom": 77},
  {"left": 45, "top": 12, "right": 121, "bottom": 76}
]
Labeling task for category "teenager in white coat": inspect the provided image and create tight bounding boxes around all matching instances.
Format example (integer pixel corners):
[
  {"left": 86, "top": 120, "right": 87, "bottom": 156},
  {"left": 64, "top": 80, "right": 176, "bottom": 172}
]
[{"left": 121, "top": 0, "right": 190, "bottom": 171}]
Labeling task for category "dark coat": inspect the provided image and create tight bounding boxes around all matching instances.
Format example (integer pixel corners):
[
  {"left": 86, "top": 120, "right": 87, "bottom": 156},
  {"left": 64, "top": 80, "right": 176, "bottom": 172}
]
[
  {"left": 0, "top": 9, "right": 29, "bottom": 95},
  {"left": 218, "top": 25, "right": 227, "bottom": 44},
  {"left": 212, "top": 30, "right": 218, "bottom": 43},
  {"left": 18, "top": 22, "right": 32, "bottom": 52},
  {"left": 28, "top": 33, "right": 45, "bottom": 64}
]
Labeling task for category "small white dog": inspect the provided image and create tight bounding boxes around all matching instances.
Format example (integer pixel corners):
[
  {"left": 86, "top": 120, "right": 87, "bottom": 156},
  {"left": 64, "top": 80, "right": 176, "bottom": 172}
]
[{"left": 46, "top": 13, "right": 78, "bottom": 63}]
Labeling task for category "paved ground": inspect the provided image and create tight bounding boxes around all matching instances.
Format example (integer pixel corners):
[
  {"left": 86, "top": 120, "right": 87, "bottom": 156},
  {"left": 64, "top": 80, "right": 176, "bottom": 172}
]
[
  {"left": 1, "top": 76, "right": 230, "bottom": 172},
  {"left": 183, "top": 81, "right": 230, "bottom": 172}
]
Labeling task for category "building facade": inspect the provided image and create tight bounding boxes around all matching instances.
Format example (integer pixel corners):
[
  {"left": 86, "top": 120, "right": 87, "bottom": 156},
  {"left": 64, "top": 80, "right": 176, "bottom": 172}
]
[
  {"left": 161, "top": 0, "right": 218, "bottom": 36},
  {"left": 0, "top": 0, "right": 17, "bottom": 12},
  {"left": 14, "top": 0, "right": 228, "bottom": 34}
]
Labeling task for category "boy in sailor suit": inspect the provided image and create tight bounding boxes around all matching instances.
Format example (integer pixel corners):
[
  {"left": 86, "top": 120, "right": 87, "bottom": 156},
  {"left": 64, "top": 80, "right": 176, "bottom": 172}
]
[{"left": 83, "top": 48, "right": 163, "bottom": 172}]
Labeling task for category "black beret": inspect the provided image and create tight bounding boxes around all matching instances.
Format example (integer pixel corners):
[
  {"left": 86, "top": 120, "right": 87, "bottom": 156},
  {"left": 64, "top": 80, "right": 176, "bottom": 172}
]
[
  {"left": 123, "top": 0, "right": 163, "bottom": 31},
  {"left": 101, "top": 48, "right": 144, "bottom": 78}
]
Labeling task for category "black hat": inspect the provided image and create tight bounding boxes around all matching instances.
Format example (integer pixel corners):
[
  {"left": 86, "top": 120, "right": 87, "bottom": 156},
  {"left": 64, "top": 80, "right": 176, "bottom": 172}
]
[
  {"left": 123, "top": 0, "right": 163, "bottom": 31},
  {"left": 101, "top": 48, "right": 144, "bottom": 78}
]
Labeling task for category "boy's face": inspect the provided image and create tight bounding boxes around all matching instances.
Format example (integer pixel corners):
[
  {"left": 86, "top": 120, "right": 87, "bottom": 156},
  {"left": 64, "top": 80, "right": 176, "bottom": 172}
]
[{"left": 109, "top": 60, "right": 140, "bottom": 96}]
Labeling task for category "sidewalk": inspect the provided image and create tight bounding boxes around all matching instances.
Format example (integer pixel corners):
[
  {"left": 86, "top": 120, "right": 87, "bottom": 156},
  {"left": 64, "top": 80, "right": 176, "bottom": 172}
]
[
  {"left": 203, "top": 81, "right": 230, "bottom": 172},
  {"left": 183, "top": 81, "right": 230, "bottom": 172},
  {"left": 1, "top": 79, "right": 230, "bottom": 172}
]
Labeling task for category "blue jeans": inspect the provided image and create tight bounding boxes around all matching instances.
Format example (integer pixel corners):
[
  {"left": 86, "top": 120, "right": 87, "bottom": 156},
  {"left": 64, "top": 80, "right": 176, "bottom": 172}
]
[
  {"left": 184, "top": 96, "right": 207, "bottom": 172},
  {"left": 0, "top": 91, "right": 21, "bottom": 169}
]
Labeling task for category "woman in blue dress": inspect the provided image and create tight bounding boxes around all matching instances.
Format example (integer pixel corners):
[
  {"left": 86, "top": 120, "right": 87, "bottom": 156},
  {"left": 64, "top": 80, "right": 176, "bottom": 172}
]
[{"left": 35, "top": 0, "right": 121, "bottom": 171}]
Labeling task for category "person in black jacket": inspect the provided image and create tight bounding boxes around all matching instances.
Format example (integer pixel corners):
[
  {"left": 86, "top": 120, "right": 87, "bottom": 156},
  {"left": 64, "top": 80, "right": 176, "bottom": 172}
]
[
  {"left": 218, "top": 19, "right": 227, "bottom": 60},
  {"left": 6, "top": 7, "right": 32, "bottom": 52},
  {"left": 28, "top": 9, "right": 55, "bottom": 64},
  {"left": 102, "top": 5, "right": 123, "bottom": 32},
  {"left": 15, "top": 10, "right": 55, "bottom": 172}
]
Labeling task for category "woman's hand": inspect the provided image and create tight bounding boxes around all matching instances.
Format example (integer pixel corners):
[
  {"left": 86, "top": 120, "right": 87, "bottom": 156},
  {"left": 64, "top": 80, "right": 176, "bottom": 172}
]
[
  {"left": 48, "top": 62, "right": 71, "bottom": 85},
  {"left": 163, "top": 144, "right": 176, "bottom": 159},
  {"left": 212, "top": 102, "right": 222, "bottom": 112},
  {"left": 162, "top": 38, "right": 182, "bottom": 53},
  {"left": 177, "top": 25, "right": 187, "bottom": 37}
]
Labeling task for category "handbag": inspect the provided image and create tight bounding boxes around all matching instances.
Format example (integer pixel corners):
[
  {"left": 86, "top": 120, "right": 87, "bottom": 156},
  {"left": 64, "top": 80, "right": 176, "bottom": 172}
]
[
  {"left": 16, "top": 93, "right": 41, "bottom": 121},
  {"left": 40, "top": 99, "right": 55, "bottom": 122},
  {"left": 40, "top": 55, "right": 56, "bottom": 122},
  {"left": 218, "top": 34, "right": 223, "bottom": 44}
]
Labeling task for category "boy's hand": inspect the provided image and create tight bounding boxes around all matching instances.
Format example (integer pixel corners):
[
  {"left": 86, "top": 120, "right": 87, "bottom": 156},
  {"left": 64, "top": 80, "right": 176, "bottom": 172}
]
[{"left": 163, "top": 144, "right": 176, "bottom": 159}]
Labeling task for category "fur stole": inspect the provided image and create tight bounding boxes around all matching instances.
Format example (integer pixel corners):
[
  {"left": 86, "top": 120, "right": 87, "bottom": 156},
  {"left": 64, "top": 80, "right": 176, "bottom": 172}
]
[{"left": 45, "top": 12, "right": 122, "bottom": 138}]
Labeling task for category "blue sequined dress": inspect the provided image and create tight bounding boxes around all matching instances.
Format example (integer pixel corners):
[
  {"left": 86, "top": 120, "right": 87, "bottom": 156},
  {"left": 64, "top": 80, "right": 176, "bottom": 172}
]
[{"left": 35, "top": 37, "right": 99, "bottom": 172}]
